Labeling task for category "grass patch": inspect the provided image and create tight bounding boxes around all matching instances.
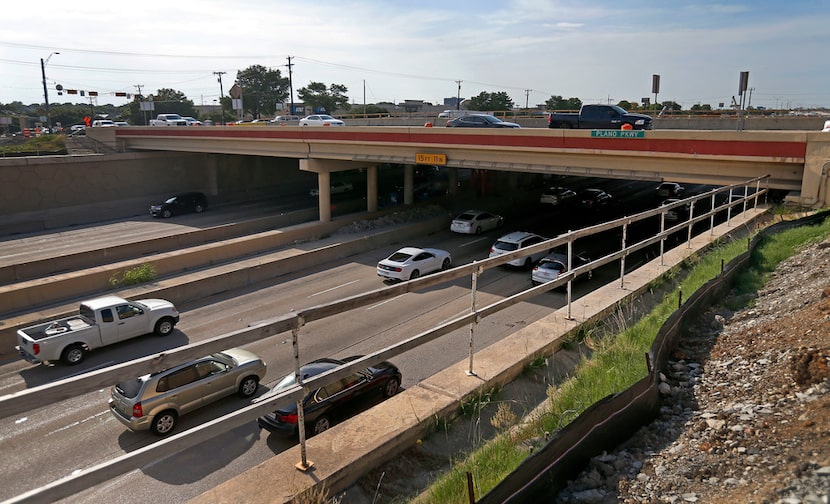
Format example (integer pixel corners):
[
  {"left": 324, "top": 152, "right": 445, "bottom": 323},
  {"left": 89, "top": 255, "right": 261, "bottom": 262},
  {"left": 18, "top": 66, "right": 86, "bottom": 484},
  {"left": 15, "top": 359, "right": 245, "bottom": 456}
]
[
  {"left": 416, "top": 211, "right": 830, "bottom": 503},
  {"left": 109, "top": 264, "right": 157, "bottom": 287},
  {"left": 0, "top": 135, "right": 66, "bottom": 156}
]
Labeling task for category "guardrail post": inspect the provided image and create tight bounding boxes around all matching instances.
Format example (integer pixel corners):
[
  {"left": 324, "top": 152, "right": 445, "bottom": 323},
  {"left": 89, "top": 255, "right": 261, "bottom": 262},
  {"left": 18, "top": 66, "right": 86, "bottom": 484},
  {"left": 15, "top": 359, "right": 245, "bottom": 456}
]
[
  {"left": 659, "top": 210, "right": 667, "bottom": 266},
  {"left": 619, "top": 221, "right": 628, "bottom": 289},
  {"left": 565, "top": 238, "right": 575, "bottom": 320},
  {"left": 686, "top": 200, "right": 695, "bottom": 248},
  {"left": 726, "top": 188, "right": 734, "bottom": 226},
  {"left": 709, "top": 193, "right": 717, "bottom": 236},
  {"left": 467, "top": 264, "right": 483, "bottom": 376},
  {"left": 292, "top": 316, "right": 314, "bottom": 472}
]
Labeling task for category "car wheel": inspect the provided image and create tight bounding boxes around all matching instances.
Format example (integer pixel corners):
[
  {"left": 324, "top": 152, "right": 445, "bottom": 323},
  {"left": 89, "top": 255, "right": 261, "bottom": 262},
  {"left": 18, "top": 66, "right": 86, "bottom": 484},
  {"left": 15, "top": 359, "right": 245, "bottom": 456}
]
[
  {"left": 559, "top": 123, "right": 572, "bottom": 129},
  {"left": 523, "top": 257, "right": 532, "bottom": 269},
  {"left": 151, "top": 410, "right": 177, "bottom": 436},
  {"left": 383, "top": 377, "right": 400, "bottom": 398},
  {"left": 441, "top": 258, "right": 451, "bottom": 270},
  {"left": 162, "top": 209, "right": 172, "bottom": 218},
  {"left": 61, "top": 344, "right": 86, "bottom": 365},
  {"left": 154, "top": 317, "right": 175, "bottom": 336},
  {"left": 410, "top": 270, "right": 420, "bottom": 280},
  {"left": 195, "top": 204, "right": 205, "bottom": 213},
  {"left": 475, "top": 226, "right": 482, "bottom": 235},
  {"left": 310, "top": 415, "right": 332, "bottom": 436},
  {"left": 238, "top": 376, "right": 259, "bottom": 398}
]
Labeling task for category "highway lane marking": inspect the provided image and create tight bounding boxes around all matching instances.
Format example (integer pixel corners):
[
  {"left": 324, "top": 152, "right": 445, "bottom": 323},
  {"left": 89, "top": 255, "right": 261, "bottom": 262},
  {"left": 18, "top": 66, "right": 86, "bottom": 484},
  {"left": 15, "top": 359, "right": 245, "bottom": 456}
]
[
  {"left": 459, "top": 237, "right": 489, "bottom": 247},
  {"left": 308, "top": 280, "right": 360, "bottom": 298},
  {"left": 367, "top": 294, "right": 407, "bottom": 310},
  {"left": 48, "top": 410, "right": 110, "bottom": 436}
]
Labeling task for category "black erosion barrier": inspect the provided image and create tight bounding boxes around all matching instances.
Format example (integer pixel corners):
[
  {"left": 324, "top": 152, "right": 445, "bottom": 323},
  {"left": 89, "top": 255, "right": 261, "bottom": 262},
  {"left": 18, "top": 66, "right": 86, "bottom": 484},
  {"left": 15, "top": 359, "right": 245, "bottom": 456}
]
[{"left": 479, "top": 209, "right": 830, "bottom": 503}]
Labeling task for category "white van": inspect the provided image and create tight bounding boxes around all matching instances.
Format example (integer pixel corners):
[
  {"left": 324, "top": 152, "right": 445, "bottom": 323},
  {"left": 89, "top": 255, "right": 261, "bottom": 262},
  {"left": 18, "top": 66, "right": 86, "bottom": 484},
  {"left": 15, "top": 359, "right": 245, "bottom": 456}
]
[
  {"left": 438, "top": 109, "right": 489, "bottom": 118},
  {"left": 92, "top": 120, "right": 115, "bottom": 127}
]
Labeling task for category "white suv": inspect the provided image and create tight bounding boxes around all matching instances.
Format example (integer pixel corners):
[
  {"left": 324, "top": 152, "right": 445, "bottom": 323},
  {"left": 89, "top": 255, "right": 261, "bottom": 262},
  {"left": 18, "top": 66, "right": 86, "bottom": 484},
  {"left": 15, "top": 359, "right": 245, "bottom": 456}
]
[{"left": 488, "top": 231, "right": 549, "bottom": 268}]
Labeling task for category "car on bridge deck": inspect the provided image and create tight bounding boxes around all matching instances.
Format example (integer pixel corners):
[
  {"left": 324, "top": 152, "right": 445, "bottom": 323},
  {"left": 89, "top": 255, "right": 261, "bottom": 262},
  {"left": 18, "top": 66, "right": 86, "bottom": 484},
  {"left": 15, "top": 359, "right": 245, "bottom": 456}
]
[
  {"left": 300, "top": 114, "right": 345, "bottom": 127},
  {"left": 446, "top": 114, "right": 521, "bottom": 128},
  {"left": 377, "top": 246, "right": 452, "bottom": 282}
]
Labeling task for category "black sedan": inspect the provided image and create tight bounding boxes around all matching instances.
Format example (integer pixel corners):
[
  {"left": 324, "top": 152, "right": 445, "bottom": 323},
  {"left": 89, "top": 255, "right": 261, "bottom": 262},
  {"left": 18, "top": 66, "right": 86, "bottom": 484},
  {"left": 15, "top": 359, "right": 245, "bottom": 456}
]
[
  {"left": 258, "top": 356, "right": 401, "bottom": 437},
  {"left": 579, "top": 188, "right": 612, "bottom": 209},
  {"left": 149, "top": 192, "right": 208, "bottom": 218},
  {"left": 446, "top": 114, "right": 521, "bottom": 128}
]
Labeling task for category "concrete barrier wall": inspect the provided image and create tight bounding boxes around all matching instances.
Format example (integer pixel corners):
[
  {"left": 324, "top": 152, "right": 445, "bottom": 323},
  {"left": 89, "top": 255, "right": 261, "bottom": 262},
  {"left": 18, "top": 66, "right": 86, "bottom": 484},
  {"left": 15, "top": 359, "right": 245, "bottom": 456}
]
[
  {"left": 0, "top": 215, "right": 449, "bottom": 357},
  {"left": 0, "top": 152, "right": 313, "bottom": 235},
  {"left": 0, "top": 208, "right": 320, "bottom": 284}
]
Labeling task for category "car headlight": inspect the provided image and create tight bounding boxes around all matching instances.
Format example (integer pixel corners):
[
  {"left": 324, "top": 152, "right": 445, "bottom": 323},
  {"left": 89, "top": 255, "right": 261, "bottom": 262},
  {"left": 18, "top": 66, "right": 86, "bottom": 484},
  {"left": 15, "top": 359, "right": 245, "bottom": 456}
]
[{"left": 635, "top": 119, "right": 645, "bottom": 125}]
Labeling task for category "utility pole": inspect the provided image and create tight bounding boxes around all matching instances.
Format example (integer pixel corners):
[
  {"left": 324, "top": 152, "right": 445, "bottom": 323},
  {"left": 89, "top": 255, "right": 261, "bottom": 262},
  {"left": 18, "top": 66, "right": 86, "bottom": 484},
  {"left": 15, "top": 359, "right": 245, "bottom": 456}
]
[
  {"left": 134, "top": 84, "right": 147, "bottom": 125},
  {"left": 525, "top": 89, "right": 531, "bottom": 110},
  {"left": 40, "top": 52, "right": 59, "bottom": 132},
  {"left": 455, "top": 80, "right": 462, "bottom": 110},
  {"left": 286, "top": 56, "right": 294, "bottom": 116},
  {"left": 214, "top": 71, "right": 226, "bottom": 124}
]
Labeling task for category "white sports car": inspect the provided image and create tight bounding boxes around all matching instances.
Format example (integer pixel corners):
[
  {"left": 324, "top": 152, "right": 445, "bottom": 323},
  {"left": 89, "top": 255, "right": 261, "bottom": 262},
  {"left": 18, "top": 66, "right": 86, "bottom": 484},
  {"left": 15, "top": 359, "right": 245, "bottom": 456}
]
[{"left": 377, "top": 247, "right": 452, "bottom": 282}]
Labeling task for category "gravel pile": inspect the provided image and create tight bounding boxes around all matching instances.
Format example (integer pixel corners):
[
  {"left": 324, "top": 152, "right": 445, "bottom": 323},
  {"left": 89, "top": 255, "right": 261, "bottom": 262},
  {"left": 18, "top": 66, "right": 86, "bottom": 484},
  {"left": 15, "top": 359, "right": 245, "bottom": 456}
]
[
  {"left": 334, "top": 205, "right": 447, "bottom": 235},
  {"left": 556, "top": 240, "right": 830, "bottom": 503}
]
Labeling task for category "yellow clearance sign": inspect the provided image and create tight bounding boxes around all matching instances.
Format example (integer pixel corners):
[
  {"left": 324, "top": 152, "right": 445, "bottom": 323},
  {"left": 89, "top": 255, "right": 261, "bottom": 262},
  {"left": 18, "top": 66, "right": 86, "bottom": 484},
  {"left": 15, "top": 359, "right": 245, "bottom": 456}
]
[{"left": 416, "top": 153, "right": 447, "bottom": 165}]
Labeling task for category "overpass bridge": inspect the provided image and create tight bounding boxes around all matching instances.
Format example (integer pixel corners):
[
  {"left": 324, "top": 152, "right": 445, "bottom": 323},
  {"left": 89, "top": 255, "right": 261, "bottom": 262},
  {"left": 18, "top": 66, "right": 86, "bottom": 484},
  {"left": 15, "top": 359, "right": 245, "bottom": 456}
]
[{"left": 111, "top": 126, "right": 830, "bottom": 219}]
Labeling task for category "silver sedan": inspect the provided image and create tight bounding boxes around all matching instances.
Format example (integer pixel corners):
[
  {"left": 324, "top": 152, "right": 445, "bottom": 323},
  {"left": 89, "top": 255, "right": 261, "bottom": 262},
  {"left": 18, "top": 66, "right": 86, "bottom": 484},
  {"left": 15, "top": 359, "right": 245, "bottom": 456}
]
[
  {"left": 377, "top": 247, "right": 452, "bottom": 281},
  {"left": 450, "top": 210, "right": 504, "bottom": 235}
]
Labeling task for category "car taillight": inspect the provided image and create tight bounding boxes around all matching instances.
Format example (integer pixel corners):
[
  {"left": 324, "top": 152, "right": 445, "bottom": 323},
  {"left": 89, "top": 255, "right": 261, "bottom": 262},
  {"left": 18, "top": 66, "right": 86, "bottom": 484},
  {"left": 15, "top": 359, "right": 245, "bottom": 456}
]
[
  {"left": 132, "top": 403, "right": 144, "bottom": 418},
  {"left": 33, "top": 343, "right": 40, "bottom": 355},
  {"left": 277, "top": 413, "right": 298, "bottom": 424},
  {"left": 392, "top": 267, "right": 402, "bottom": 272}
]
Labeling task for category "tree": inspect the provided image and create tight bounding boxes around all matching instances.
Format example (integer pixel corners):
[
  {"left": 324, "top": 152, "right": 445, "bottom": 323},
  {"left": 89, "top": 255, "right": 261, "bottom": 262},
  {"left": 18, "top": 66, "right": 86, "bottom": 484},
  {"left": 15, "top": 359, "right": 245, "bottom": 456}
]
[
  {"left": 690, "top": 103, "right": 713, "bottom": 111},
  {"left": 466, "top": 91, "right": 515, "bottom": 111},
  {"left": 546, "top": 95, "right": 582, "bottom": 111},
  {"left": 124, "top": 88, "right": 195, "bottom": 125},
  {"left": 661, "top": 101, "right": 683, "bottom": 112},
  {"left": 235, "top": 65, "right": 289, "bottom": 119},
  {"left": 297, "top": 82, "right": 350, "bottom": 114}
]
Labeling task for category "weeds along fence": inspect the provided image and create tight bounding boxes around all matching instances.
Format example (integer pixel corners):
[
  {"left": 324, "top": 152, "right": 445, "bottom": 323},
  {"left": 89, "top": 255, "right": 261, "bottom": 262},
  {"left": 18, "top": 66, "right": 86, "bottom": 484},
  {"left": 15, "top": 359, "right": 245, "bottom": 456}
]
[
  {"left": 0, "top": 176, "right": 770, "bottom": 503},
  {"left": 478, "top": 207, "right": 830, "bottom": 504}
]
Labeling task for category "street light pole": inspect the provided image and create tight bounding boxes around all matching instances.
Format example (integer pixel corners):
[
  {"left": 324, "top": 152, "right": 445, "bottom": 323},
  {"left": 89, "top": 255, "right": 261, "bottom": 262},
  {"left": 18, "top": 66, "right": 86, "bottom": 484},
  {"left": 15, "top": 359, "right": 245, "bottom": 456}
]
[{"left": 40, "top": 52, "right": 59, "bottom": 132}]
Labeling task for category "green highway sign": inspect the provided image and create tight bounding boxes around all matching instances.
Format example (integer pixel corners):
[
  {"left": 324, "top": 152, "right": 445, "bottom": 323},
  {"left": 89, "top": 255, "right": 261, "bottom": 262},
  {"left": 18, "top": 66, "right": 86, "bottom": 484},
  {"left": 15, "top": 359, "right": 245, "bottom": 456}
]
[{"left": 591, "top": 130, "right": 646, "bottom": 138}]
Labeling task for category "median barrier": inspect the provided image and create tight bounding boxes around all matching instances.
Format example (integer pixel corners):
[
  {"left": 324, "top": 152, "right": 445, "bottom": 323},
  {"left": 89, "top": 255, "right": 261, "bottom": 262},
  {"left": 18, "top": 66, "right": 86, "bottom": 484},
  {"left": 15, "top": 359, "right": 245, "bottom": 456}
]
[
  {"left": 0, "top": 214, "right": 450, "bottom": 358},
  {"left": 0, "top": 208, "right": 319, "bottom": 285}
]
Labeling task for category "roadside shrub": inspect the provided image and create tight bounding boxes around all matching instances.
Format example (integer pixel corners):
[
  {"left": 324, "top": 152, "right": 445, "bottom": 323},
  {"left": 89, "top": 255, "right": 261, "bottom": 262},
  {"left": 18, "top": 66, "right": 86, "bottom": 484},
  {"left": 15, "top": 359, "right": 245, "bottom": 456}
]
[{"left": 109, "top": 264, "right": 156, "bottom": 287}]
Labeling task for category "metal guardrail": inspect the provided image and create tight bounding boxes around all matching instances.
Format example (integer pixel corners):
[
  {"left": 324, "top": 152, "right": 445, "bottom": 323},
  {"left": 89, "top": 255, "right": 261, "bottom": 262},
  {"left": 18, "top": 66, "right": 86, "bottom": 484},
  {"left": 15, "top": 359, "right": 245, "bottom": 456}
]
[{"left": 0, "top": 175, "right": 770, "bottom": 503}]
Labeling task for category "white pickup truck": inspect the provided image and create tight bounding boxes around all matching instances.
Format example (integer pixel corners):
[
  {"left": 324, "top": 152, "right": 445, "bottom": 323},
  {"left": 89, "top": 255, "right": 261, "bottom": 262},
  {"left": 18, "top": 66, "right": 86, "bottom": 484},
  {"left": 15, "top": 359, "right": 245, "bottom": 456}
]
[
  {"left": 16, "top": 296, "right": 180, "bottom": 365},
  {"left": 149, "top": 113, "right": 188, "bottom": 126}
]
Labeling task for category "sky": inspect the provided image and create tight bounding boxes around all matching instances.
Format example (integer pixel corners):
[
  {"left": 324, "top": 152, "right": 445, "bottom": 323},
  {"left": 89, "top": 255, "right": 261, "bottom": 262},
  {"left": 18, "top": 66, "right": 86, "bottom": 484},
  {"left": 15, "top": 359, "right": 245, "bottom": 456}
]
[{"left": 1, "top": 0, "right": 828, "bottom": 111}]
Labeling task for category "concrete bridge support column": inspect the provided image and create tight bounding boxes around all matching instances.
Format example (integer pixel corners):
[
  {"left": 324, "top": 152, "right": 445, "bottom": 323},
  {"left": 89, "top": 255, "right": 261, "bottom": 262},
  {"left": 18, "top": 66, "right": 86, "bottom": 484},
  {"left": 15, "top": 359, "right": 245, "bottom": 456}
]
[
  {"left": 317, "top": 172, "right": 332, "bottom": 222},
  {"left": 404, "top": 165, "right": 414, "bottom": 205},
  {"left": 800, "top": 135, "right": 830, "bottom": 208},
  {"left": 447, "top": 167, "right": 458, "bottom": 196},
  {"left": 367, "top": 165, "right": 378, "bottom": 212}
]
